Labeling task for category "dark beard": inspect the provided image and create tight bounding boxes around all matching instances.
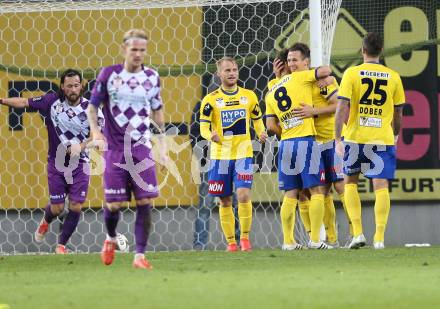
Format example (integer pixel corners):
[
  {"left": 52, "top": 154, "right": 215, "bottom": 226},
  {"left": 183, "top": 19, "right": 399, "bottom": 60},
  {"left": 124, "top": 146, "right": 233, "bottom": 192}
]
[{"left": 66, "top": 94, "right": 80, "bottom": 105}]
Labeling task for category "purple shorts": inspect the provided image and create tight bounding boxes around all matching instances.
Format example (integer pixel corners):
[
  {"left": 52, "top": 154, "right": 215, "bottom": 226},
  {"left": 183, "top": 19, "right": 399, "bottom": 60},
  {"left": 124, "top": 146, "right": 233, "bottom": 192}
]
[
  {"left": 47, "top": 160, "right": 90, "bottom": 204},
  {"left": 103, "top": 145, "right": 159, "bottom": 203}
]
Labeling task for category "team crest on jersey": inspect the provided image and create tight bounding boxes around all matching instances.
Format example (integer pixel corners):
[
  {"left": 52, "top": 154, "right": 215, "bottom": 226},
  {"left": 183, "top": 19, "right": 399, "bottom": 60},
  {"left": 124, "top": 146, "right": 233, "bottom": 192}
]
[
  {"left": 239, "top": 96, "right": 248, "bottom": 104},
  {"left": 216, "top": 98, "right": 225, "bottom": 107},
  {"left": 111, "top": 75, "right": 124, "bottom": 89},
  {"left": 55, "top": 103, "right": 64, "bottom": 113}
]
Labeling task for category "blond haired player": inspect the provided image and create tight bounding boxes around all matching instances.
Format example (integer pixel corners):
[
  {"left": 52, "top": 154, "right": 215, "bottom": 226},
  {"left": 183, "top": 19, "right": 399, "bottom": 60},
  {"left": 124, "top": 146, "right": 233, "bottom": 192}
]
[
  {"left": 200, "top": 57, "right": 267, "bottom": 252},
  {"left": 88, "top": 29, "right": 168, "bottom": 269}
]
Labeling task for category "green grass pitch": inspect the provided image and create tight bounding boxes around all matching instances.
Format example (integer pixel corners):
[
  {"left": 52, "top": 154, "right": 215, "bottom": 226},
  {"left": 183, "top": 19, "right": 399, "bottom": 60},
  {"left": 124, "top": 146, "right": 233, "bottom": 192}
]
[{"left": 0, "top": 247, "right": 439, "bottom": 309}]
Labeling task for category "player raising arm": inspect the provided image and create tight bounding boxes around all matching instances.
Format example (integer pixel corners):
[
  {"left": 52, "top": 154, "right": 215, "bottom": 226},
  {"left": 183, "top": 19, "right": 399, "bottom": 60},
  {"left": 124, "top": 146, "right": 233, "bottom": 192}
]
[
  {"left": 287, "top": 43, "right": 348, "bottom": 247},
  {"left": 265, "top": 50, "right": 333, "bottom": 250},
  {"left": 0, "top": 69, "right": 101, "bottom": 254},
  {"left": 335, "top": 32, "right": 405, "bottom": 249}
]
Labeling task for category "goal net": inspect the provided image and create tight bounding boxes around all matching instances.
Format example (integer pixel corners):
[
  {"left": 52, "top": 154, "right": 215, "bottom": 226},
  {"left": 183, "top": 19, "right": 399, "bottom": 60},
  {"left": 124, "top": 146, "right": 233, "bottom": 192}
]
[{"left": 0, "top": 0, "right": 343, "bottom": 254}]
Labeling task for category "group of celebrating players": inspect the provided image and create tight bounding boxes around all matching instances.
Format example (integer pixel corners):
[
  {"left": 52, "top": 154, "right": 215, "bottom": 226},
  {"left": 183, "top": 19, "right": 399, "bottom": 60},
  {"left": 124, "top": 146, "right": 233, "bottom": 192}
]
[
  {"left": 0, "top": 28, "right": 404, "bottom": 270},
  {"left": 199, "top": 31, "right": 404, "bottom": 253}
]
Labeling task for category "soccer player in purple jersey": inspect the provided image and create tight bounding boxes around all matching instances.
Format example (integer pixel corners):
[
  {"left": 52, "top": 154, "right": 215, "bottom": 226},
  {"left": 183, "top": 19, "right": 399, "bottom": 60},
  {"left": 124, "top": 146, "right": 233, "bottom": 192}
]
[
  {"left": 88, "top": 29, "right": 168, "bottom": 270},
  {"left": 0, "top": 69, "right": 102, "bottom": 254}
]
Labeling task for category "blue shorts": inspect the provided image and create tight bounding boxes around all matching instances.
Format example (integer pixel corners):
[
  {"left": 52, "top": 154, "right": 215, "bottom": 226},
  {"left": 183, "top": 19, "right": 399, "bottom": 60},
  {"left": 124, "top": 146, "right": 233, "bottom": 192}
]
[
  {"left": 278, "top": 136, "right": 325, "bottom": 191},
  {"left": 343, "top": 142, "right": 396, "bottom": 179},
  {"left": 208, "top": 158, "right": 253, "bottom": 197},
  {"left": 320, "top": 140, "right": 344, "bottom": 183}
]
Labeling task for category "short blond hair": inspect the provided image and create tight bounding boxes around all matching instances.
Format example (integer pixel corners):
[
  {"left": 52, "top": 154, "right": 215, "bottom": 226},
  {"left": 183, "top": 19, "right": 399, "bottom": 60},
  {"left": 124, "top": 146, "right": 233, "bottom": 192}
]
[
  {"left": 123, "top": 29, "right": 148, "bottom": 44},
  {"left": 216, "top": 57, "right": 238, "bottom": 71}
]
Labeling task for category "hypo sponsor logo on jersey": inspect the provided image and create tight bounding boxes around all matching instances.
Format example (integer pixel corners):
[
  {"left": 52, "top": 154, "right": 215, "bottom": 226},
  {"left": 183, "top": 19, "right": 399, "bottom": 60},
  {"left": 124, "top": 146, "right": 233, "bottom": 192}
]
[
  {"left": 208, "top": 180, "right": 225, "bottom": 194},
  {"left": 221, "top": 109, "right": 246, "bottom": 135}
]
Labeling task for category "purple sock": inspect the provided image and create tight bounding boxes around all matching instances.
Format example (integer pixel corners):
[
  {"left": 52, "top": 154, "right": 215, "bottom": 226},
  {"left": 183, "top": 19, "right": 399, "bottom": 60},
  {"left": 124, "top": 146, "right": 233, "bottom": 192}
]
[
  {"left": 59, "top": 210, "right": 81, "bottom": 245},
  {"left": 104, "top": 207, "right": 120, "bottom": 238},
  {"left": 44, "top": 204, "right": 57, "bottom": 224},
  {"left": 135, "top": 204, "right": 151, "bottom": 254}
]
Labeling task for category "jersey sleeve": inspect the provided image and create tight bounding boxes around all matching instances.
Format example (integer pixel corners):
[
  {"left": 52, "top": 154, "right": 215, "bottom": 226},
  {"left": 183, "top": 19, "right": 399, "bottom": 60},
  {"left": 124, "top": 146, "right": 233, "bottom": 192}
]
[
  {"left": 393, "top": 73, "right": 405, "bottom": 106},
  {"left": 249, "top": 91, "right": 262, "bottom": 120},
  {"left": 199, "top": 96, "right": 213, "bottom": 123},
  {"left": 322, "top": 79, "right": 339, "bottom": 100},
  {"left": 90, "top": 67, "right": 110, "bottom": 107},
  {"left": 293, "top": 69, "right": 317, "bottom": 84},
  {"left": 28, "top": 92, "right": 57, "bottom": 117},
  {"left": 337, "top": 69, "right": 353, "bottom": 102}
]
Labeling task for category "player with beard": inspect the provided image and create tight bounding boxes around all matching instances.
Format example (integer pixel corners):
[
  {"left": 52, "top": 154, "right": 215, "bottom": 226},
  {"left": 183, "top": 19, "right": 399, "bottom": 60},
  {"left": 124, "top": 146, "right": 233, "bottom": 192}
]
[{"left": 0, "top": 69, "right": 103, "bottom": 254}]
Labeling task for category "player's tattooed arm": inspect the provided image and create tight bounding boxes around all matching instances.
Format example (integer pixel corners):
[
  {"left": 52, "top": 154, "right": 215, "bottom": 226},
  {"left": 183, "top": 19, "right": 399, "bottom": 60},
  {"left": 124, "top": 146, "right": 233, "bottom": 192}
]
[
  {"left": 393, "top": 105, "right": 404, "bottom": 143},
  {"left": 334, "top": 98, "right": 349, "bottom": 157}
]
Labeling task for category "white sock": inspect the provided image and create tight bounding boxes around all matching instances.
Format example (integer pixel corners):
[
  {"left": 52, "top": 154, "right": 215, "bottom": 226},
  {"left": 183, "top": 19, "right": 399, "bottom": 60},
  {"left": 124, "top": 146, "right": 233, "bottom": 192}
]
[
  {"left": 106, "top": 234, "right": 116, "bottom": 242},
  {"left": 134, "top": 253, "right": 144, "bottom": 260}
]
